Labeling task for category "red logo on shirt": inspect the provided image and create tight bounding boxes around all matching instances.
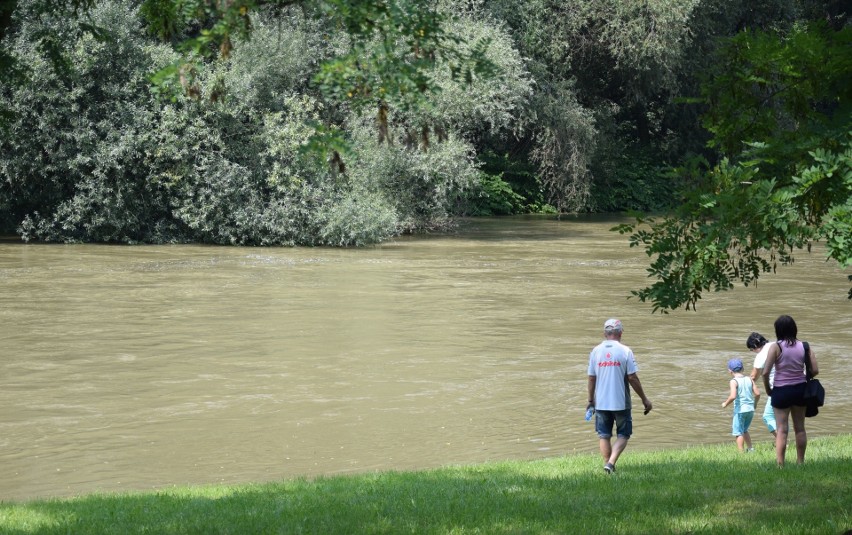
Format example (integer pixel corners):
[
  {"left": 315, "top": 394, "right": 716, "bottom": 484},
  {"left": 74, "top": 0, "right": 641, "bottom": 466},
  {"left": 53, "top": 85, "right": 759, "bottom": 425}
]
[{"left": 599, "top": 361, "right": 622, "bottom": 367}]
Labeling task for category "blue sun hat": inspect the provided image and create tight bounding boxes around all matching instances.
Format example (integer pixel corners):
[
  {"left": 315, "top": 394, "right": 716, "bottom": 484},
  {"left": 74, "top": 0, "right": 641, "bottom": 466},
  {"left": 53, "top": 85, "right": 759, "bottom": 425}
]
[{"left": 727, "top": 358, "right": 744, "bottom": 372}]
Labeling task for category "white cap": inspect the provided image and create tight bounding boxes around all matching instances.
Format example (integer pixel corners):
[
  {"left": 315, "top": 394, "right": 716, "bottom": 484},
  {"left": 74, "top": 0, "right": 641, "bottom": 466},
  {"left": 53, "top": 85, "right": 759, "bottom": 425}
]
[{"left": 604, "top": 318, "right": 622, "bottom": 333}]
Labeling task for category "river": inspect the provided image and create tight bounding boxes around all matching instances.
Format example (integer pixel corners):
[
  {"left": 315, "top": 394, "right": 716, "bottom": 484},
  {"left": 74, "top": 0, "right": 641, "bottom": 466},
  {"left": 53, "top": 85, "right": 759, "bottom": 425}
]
[{"left": 1, "top": 215, "right": 849, "bottom": 501}]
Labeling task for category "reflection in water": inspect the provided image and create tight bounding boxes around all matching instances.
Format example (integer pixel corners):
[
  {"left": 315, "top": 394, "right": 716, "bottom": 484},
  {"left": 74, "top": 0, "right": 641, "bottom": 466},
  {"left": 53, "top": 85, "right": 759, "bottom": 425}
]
[{"left": 0, "top": 216, "right": 849, "bottom": 500}]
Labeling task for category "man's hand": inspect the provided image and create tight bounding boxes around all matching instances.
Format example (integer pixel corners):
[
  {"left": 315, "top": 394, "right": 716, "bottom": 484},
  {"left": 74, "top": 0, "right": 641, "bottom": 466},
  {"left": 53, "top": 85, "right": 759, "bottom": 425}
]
[{"left": 642, "top": 399, "right": 653, "bottom": 415}]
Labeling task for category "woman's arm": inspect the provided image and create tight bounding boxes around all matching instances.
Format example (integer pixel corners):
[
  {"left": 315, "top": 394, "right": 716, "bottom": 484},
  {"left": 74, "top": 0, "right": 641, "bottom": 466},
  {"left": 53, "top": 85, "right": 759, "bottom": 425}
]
[
  {"left": 762, "top": 343, "right": 779, "bottom": 395},
  {"left": 807, "top": 347, "right": 819, "bottom": 378}
]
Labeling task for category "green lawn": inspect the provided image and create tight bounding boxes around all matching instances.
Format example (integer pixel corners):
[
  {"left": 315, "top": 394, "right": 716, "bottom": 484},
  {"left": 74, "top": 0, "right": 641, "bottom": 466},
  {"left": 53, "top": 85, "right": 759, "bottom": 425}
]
[{"left": 2, "top": 435, "right": 850, "bottom": 534}]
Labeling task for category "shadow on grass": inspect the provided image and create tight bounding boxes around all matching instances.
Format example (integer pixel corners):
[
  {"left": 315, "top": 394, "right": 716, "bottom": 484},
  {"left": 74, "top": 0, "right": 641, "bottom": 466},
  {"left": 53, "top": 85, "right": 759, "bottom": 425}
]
[{"left": 2, "top": 440, "right": 851, "bottom": 534}]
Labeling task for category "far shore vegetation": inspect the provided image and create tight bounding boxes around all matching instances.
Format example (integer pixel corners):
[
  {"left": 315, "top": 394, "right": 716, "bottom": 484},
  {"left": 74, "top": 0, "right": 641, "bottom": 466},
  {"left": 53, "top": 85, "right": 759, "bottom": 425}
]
[
  {"left": 2, "top": 1, "right": 849, "bottom": 310},
  {"left": 2, "top": 434, "right": 850, "bottom": 534}
]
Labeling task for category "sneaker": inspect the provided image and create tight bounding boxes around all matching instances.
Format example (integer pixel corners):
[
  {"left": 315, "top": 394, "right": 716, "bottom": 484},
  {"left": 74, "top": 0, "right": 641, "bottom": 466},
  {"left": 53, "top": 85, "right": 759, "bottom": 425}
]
[{"left": 604, "top": 463, "right": 615, "bottom": 474}]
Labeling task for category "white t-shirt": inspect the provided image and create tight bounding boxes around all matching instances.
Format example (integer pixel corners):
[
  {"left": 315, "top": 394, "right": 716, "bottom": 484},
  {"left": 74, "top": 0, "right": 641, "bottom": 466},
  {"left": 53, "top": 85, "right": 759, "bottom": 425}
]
[
  {"left": 752, "top": 344, "right": 775, "bottom": 387},
  {"left": 587, "top": 339, "right": 639, "bottom": 411}
]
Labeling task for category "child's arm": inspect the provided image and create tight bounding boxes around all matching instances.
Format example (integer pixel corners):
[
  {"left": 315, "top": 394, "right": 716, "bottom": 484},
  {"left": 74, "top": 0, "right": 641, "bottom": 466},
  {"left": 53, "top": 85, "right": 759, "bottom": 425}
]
[
  {"left": 752, "top": 380, "right": 761, "bottom": 403},
  {"left": 721, "top": 379, "right": 737, "bottom": 408}
]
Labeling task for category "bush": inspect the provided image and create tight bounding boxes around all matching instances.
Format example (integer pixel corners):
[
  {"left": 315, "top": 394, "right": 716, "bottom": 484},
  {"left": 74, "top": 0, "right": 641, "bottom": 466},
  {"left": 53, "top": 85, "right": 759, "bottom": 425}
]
[
  {"left": 2, "top": 0, "right": 178, "bottom": 241},
  {"left": 346, "top": 119, "right": 481, "bottom": 232},
  {"left": 588, "top": 143, "right": 676, "bottom": 212},
  {"left": 453, "top": 171, "right": 523, "bottom": 216}
]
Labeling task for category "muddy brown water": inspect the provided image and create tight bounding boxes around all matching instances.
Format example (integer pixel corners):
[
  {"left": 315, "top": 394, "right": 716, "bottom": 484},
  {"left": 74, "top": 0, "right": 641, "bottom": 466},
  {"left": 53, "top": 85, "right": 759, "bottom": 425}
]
[{"left": 1, "top": 216, "right": 849, "bottom": 501}]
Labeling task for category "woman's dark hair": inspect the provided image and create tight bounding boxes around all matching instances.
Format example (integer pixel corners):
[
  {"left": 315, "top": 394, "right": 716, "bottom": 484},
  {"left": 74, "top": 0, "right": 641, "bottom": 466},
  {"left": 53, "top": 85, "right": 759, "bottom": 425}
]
[
  {"left": 746, "top": 332, "right": 768, "bottom": 350},
  {"left": 774, "top": 315, "right": 798, "bottom": 345}
]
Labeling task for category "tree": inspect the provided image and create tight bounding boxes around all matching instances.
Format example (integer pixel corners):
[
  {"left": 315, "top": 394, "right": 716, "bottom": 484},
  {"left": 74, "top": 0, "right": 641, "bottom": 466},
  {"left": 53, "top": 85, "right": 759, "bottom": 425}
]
[
  {"left": 617, "top": 23, "right": 852, "bottom": 312},
  {"left": 1, "top": 0, "right": 520, "bottom": 243},
  {"left": 482, "top": 0, "right": 704, "bottom": 213},
  {"left": 140, "top": 0, "right": 495, "bottom": 148},
  {"left": 1, "top": 0, "right": 495, "bottom": 139}
]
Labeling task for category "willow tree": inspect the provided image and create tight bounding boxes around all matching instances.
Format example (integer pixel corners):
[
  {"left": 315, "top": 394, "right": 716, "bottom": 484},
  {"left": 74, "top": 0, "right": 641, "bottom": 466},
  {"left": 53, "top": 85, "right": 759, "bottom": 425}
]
[
  {"left": 139, "top": 0, "right": 495, "bottom": 155},
  {"left": 0, "top": 0, "right": 518, "bottom": 243},
  {"left": 618, "top": 23, "right": 852, "bottom": 311},
  {"left": 1, "top": 0, "right": 494, "bottom": 138},
  {"left": 480, "top": 0, "right": 704, "bottom": 212}
]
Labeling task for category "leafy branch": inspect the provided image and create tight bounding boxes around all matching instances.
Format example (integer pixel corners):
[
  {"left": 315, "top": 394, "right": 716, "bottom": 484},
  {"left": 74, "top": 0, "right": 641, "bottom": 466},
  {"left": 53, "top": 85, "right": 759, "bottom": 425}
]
[{"left": 619, "top": 22, "right": 851, "bottom": 312}]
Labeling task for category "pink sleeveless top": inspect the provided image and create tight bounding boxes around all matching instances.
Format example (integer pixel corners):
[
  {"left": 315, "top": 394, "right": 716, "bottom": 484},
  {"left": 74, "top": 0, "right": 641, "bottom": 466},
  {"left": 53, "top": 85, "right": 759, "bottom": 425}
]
[{"left": 773, "top": 340, "right": 807, "bottom": 387}]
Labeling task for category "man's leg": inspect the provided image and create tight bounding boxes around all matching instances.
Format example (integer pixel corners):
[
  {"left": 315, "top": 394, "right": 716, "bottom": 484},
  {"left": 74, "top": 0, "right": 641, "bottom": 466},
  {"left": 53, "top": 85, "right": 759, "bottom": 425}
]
[
  {"left": 607, "top": 436, "right": 629, "bottom": 466},
  {"left": 599, "top": 438, "right": 612, "bottom": 463},
  {"left": 596, "top": 411, "right": 615, "bottom": 465},
  {"left": 607, "top": 410, "right": 632, "bottom": 468}
]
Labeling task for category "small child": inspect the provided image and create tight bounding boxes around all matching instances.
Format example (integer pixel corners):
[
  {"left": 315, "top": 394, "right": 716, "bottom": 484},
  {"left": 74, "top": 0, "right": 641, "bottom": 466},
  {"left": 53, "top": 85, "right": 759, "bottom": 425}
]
[{"left": 721, "top": 358, "right": 760, "bottom": 452}]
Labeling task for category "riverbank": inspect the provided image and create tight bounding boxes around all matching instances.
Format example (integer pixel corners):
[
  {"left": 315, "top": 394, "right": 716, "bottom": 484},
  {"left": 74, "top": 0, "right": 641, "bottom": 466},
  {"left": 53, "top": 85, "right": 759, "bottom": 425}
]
[{"left": 2, "top": 435, "right": 849, "bottom": 534}]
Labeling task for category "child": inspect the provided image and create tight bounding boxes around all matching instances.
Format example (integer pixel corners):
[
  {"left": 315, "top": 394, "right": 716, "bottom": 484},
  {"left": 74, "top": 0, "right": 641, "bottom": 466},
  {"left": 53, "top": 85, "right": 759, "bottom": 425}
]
[
  {"left": 721, "top": 358, "right": 760, "bottom": 452},
  {"left": 747, "top": 332, "right": 777, "bottom": 437}
]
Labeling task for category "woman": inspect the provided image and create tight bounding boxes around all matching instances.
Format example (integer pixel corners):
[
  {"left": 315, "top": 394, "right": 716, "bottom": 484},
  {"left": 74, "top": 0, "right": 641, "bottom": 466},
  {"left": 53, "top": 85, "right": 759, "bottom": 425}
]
[{"left": 762, "top": 315, "right": 819, "bottom": 466}]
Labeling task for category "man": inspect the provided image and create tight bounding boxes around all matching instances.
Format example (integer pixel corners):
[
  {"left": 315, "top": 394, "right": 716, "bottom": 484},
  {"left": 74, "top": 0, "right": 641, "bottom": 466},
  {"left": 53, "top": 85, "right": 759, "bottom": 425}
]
[{"left": 587, "top": 318, "right": 652, "bottom": 474}]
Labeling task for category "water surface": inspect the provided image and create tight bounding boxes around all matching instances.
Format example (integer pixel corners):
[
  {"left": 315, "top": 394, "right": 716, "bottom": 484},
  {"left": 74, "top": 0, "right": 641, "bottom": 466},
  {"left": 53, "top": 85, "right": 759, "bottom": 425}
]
[{"left": 1, "top": 216, "right": 849, "bottom": 500}]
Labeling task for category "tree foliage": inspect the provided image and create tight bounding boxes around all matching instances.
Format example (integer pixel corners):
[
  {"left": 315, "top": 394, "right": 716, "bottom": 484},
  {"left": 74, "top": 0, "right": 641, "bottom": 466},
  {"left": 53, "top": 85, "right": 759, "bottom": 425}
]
[
  {"left": 2, "top": 0, "right": 848, "bottom": 274},
  {"left": 0, "top": 0, "right": 508, "bottom": 244},
  {"left": 617, "top": 22, "right": 852, "bottom": 311},
  {"left": 140, "top": 0, "right": 497, "bottom": 147}
]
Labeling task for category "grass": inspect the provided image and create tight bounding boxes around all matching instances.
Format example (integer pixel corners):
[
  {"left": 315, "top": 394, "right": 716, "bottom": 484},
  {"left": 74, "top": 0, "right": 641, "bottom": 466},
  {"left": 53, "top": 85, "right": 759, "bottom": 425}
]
[{"left": 1, "top": 435, "right": 850, "bottom": 534}]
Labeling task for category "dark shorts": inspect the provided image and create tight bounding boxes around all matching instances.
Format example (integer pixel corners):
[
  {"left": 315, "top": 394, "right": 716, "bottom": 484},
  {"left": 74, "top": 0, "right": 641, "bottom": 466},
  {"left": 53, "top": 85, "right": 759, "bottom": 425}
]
[
  {"left": 771, "top": 382, "right": 807, "bottom": 409},
  {"left": 595, "top": 409, "right": 633, "bottom": 439}
]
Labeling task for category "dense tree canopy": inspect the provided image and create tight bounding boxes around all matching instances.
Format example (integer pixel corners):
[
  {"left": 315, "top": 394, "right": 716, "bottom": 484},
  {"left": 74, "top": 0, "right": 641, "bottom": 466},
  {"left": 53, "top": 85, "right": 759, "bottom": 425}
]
[
  {"left": 0, "top": 0, "right": 520, "bottom": 243},
  {"left": 0, "top": 0, "right": 849, "bottom": 306}
]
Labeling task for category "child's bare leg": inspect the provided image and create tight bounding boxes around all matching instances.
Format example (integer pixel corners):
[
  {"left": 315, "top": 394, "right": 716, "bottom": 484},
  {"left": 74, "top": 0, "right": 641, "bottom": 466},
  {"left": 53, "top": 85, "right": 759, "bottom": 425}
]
[
  {"left": 736, "top": 435, "right": 745, "bottom": 450},
  {"left": 743, "top": 431, "right": 752, "bottom": 450}
]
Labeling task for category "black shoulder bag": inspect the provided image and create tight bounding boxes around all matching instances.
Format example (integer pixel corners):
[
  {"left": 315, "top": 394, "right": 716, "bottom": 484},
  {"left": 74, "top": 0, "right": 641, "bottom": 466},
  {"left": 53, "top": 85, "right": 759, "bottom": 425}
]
[{"left": 801, "top": 341, "right": 825, "bottom": 417}]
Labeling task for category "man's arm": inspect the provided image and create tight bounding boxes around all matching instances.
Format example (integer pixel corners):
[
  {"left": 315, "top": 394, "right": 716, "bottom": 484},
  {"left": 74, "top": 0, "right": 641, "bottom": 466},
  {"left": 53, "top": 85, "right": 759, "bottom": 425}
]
[
  {"left": 627, "top": 373, "right": 652, "bottom": 414},
  {"left": 587, "top": 375, "right": 596, "bottom": 407},
  {"left": 586, "top": 375, "right": 598, "bottom": 408}
]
